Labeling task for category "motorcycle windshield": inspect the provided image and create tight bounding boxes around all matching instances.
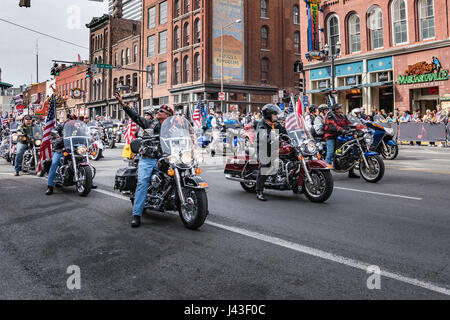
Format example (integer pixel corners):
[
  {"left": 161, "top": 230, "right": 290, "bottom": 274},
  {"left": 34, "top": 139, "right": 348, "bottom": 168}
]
[
  {"left": 160, "top": 116, "right": 200, "bottom": 161},
  {"left": 347, "top": 114, "right": 364, "bottom": 125},
  {"left": 32, "top": 126, "right": 43, "bottom": 140},
  {"left": 286, "top": 114, "right": 313, "bottom": 147},
  {"left": 63, "top": 120, "right": 91, "bottom": 149},
  {"left": 9, "top": 122, "right": 19, "bottom": 130}
]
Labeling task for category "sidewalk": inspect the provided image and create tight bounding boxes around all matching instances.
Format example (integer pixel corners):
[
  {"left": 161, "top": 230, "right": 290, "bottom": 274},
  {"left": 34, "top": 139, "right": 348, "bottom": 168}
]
[{"left": 399, "top": 144, "right": 450, "bottom": 153}]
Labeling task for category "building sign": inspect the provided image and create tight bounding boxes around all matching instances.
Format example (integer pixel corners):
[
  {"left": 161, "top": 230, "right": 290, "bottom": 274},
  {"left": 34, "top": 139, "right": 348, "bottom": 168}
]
[
  {"left": 70, "top": 88, "right": 85, "bottom": 99},
  {"left": 379, "top": 72, "right": 389, "bottom": 82},
  {"left": 305, "top": 0, "right": 321, "bottom": 52},
  {"left": 212, "top": 0, "right": 244, "bottom": 82},
  {"left": 398, "top": 57, "right": 448, "bottom": 85},
  {"left": 345, "top": 76, "right": 357, "bottom": 86},
  {"left": 319, "top": 80, "right": 328, "bottom": 89}
]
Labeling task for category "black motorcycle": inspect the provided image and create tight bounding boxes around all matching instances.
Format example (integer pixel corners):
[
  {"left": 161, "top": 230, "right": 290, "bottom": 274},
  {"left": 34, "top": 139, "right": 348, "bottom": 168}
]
[
  {"left": 115, "top": 116, "right": 209, "bottom": 230},
  {"left": 101, "top": 122, "right": 116, "bottom": 149},
  {"left": 44, "top": 120, "right": 96, "bottom": 196},
  {"left": 20, "top": 126, "right": 43, "bottom": 174}
]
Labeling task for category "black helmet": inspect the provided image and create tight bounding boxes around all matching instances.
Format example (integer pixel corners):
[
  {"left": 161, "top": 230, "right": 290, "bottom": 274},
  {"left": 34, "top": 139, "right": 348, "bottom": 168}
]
[
  {"left": 331, "top": 103, "right": 343, "bottom": 111},
  {"left": 261, "top": 104, "right": 282, "bottom": 121},
  {"left": 308, "top": 104, "right": 317, "bottom": 113}
]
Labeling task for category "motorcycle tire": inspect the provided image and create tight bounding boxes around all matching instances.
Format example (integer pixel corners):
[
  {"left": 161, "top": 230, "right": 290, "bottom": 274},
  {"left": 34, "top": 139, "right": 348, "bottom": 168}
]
[
  {"left": 6, "top": 155, "right": 11, "bottom": 163},
  {"left": 76, "top": 165, "right": 93, "bottom": 197},
  {"left": 240, "top": 181, "right": 256, "bottom": 193},
  {"left": 303, "top": 169, "right": 334, "bottom": 203},
  {"left": 359, "top": 154, "right": 385, "bottom": 183},
  {"left": 381, "top": 144, "right": 399, "bottom": 160},
  {"left": 179, "top": 188, "right": 208, "bottom": 230},
  {"left": 110, "top": 139, "right": 116, "bottom": 149},
  {"left": 91, "top": 148, "right": 102, "bottom": 161}
]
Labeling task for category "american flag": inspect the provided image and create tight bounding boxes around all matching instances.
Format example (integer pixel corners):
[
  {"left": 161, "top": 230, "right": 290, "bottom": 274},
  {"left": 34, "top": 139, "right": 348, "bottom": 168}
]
[
  {"left": 1, "top": 114, "right": 8, "bottom": 126},
  {"left": 285, "top": 96, "right": 303, "bottom": 132},
  {"left": 37, "top": 98, "right": 56, "bottom": 174},
  {"left": 123, "top": 119, "right": 137, "bottom": 145},
  {"left": 192, "top": 99, "right": 204, "bottom": 129}
]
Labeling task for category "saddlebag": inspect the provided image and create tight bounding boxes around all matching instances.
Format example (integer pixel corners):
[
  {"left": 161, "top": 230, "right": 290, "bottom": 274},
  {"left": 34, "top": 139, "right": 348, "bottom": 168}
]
[{"left": 114, "top": 167, "right": 138, "bottom": 192}]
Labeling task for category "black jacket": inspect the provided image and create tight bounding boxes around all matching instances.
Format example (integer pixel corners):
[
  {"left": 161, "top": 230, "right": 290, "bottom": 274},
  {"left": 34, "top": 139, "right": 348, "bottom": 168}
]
[
  {"left": 17, "top": 124, "right": 38, "bottom": 145},
  {"left": 256, "top": 120, "right": 288, "bottom": 165},
  {"left": 52, "top": 123, "right": 65, "bottom": 153}
]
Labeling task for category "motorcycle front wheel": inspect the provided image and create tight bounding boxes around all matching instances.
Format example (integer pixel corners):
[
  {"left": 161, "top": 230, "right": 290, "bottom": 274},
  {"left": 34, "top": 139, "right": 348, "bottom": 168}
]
[
  {"left": 359, "top": 155, "right": 385, "bottom": 183},
  {"left": 90, "top": 147, "right": 102, "bottom": 161},
  {"left": 179, "top": 188, "right": 208, "bottom": 230},
  {"left": 110, "top": 138, "right": 116, "bottom": 149},
  {"left": 76, "top": 165, "right": 92, "bottom": 196},
  {"left": 381, "top": 144, "right": 399, "bottom": 160},
  {"left": 303, "top": 169, "right": 334, "bottom": 203}
]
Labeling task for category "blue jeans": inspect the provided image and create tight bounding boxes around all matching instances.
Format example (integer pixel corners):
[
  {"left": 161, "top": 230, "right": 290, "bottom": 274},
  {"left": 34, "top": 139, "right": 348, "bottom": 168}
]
[
  {"left": 14, "top": 143, "right": 28, "bottom": 172},
  {"left": 325, "top": 139, "right": 336, "bottom": 165},
  {"left": 47, "top": 152, "right": 63, "bottom": 187},
  {"left": 133, "top": 157, "right": 158, "bottom": 216}
]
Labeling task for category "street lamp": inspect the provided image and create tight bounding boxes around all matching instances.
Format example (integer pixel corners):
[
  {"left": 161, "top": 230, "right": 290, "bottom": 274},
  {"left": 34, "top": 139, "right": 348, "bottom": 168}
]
[
  {"left": 323, "top": 41, "right": 341, "bottom": 104},
  {"left": 221, "top": 19, "right": 242, "bottom": 112}
]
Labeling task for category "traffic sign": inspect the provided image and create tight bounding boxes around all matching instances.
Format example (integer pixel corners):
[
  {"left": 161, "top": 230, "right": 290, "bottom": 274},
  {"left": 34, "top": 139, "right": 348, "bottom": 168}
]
[
  {"left": 303, "top": 95, "right": 309, "bottom": 107},
  {"left": 97, "top": 64, "right": 113, "bottom": 69},
  {"left": 90, "top": 64, "right": 98, "bottom": 73},
  {"left": 116, "top": 65, "right": 123, "bottom": 71},
  {"left": 218, "top": 92, "right": 225, "bottom": 101}
]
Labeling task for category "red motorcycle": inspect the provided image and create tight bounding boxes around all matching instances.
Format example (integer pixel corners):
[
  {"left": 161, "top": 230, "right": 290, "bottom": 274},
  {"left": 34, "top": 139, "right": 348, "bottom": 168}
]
[{"left": 224, "top": 116, "right": 334, "bottom": 203}]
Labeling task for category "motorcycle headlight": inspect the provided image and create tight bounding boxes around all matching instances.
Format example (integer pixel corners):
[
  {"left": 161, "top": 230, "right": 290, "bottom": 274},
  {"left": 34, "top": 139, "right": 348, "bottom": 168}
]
[
  {"left": 35, "top": 139, "right": 41, "bottom": 146},
  {"left": 181, "top": 151, "right": 193, "bottom": 165},
  {"left": 302, "top": 140, "right": 317, "bottom": 154},
  {"left": 168, "top": 155, "right": 177, "bottom": 164},
  {"left": 77, "top": 146, "right": 87, "bottom": 155},
  {"left": 12, "top": 134, "right": 18, "bottom": 142},
  {"left": 196, "top": 154, "right": 204, "bottom": 163},
  {"left": 364, "top": 133, "right": 373, "bottom": 145}
]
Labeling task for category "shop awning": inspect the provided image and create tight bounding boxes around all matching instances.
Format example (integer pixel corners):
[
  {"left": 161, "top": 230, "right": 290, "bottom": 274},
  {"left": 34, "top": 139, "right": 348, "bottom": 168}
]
[
  {"left": 306, "top": 88, "right": 332, "bottom": 94},
  {"left": 361, "top": 81, "right": 393, "bottom": 88}
]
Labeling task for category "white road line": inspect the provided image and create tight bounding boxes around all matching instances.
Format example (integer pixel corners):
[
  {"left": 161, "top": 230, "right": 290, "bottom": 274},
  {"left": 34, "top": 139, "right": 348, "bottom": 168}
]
[
  {"left": 94, "top": 187, "right": 448, "bottom": 296},
  {"left": 431, "top": 159, "right": 450, "bottom": 162},
  {"left": 335, "top": 186, "right": 422, "bottom": 200}
]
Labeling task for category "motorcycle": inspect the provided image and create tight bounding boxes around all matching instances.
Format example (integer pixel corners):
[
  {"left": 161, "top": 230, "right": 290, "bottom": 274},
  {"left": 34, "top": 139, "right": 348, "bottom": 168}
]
[
  {"left": 224, "top": 115, "right": 334, "bottom": 203},
  {"left": 0, "top": 123, "right": 19, "bottom": 164},
  {"left": 318, "top": 116, "right": 385, "bottom": 183},
  {"left": 112, "top": 121, "right": 123, "bottom": 143},
  {"left": 20, "top": 126, "right": 43, "bottom": 174},
  {"left": 209, "top": 119, "right": 244, "bottom": 157},
  {"left": 45, "top": 120, "right": 96, "bottom": 196},
  {"left": 87, "top": 121, "right": 104, "bottom": 161},
  {"left": 367, "top": 122, "right": 399, "bottom": 160},
  {"left": 101, "top": 121, "right": 116, "bottom": 149},
  {"left": 114, "top": 115, "right": 209, "bottom": 230}
]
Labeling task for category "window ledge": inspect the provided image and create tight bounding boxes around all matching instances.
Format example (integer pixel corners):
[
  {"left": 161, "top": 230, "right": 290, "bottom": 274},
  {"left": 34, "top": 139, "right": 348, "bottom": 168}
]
[
  {"left": 261, "top": 49, "right": 270, "bottom": 52},
  {"left": 261, "top": 17, "right": 270, "bottom": 20}
]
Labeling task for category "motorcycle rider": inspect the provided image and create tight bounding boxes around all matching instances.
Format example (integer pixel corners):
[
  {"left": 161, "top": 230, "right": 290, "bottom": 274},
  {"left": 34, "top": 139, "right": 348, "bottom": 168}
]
[
  {"left": 115, "top": 91, "right": 173, "bottom": 228},
  {"left": 14, "top": 115, "right": 38, "bottom": 176},
  {"left": 313, "top": 104, "right": 328, "bottom": 139},
  {"left": 144, "top": 110, "right": 153, "bottom": 121},
  {"left": 324, "top": 104, "right": 360, "bottom": 178},
  {"left": 255, "top": 104, "right": 288, "bottom": 201}
]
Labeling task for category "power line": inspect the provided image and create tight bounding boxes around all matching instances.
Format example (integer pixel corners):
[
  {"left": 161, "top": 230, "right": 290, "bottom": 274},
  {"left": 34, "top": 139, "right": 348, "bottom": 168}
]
[{"left": 0, "top": 17, "right": 88, "bottom": 50}]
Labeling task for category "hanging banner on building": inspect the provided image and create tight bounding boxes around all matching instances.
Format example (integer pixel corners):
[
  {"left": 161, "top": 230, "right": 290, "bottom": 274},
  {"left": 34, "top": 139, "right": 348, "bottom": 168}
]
[
  {"left": 398, "top": 57, "right": 448, "bottom": 85},
  {"left": 306, "top": 0, "right": 321, "bottom": 53},
  {"left": 212, "top": 0, "right": 244, "bottom": 82}
]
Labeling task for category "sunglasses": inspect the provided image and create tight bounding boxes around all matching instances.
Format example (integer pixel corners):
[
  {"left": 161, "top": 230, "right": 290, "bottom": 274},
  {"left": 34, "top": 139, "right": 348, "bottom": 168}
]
[{"left": 158, "top": 109, "right": 171, "bottom": 115}]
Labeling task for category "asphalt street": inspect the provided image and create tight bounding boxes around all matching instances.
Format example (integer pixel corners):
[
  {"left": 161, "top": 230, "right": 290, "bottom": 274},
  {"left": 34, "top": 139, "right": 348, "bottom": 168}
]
[{"left": 0, "top": 144, "right": 449, "bottom": 299}]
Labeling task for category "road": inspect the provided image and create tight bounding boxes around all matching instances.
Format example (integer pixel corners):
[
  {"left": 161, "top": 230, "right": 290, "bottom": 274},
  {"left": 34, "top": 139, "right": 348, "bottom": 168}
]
[{"left": 0, "top": 145, "right": 449, "bottom": 299}]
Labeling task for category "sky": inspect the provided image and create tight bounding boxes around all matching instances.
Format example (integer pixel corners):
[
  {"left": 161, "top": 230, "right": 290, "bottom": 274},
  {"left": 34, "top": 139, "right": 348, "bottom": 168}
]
[{"left": 0, "top": 0, "right": 109, "bottom": 87}]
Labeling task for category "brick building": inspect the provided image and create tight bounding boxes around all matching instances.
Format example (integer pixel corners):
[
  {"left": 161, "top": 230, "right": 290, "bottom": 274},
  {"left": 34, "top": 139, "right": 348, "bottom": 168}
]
[
  {"left": 141, "top": 0, "right": 303, "bottom": 113},
  {"left": 301, "top": 0, "right": 450, "bottom": 114},
  {"left": 55, "top": 64, "right": 89, "bottom": 120},
  {"left": 86, "top": 14, "right": 141, "bottom": 119}
]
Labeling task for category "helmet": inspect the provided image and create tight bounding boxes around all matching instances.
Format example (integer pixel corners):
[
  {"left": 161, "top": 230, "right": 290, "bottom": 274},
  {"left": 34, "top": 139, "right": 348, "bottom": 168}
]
[
  {"left": 351, "top": 108, "right": 362, "bottom": 117},
  {"left": 331, "top": 103, "right": 343, "bottom": 111},
  {"left": 308, "top": 104, "right": 317, "bottom": 113},
  {"left": 318, "top": 104, "right": 329, "bottom": 112},
  {"left": 158, "top": 104, "right": 174, "bottom": 116},
  {"left": 261, "top": 104, "right": 282, "bottom": 121}
]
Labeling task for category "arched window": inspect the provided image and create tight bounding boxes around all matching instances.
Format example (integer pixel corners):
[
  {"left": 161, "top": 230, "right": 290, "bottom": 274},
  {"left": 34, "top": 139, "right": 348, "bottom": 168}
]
[
  {"left": 132, "top": 73, "right": 138, "bottom": 91},
  {"left": 98, "top": 80, "right": 102, "bottom": 100},
  {"left": 261, "top": 0, "right": 268, "bottom": 18},
  {"left": 418, "top": 0, "right": 435, "bottom": 40},
  {"left": 184, "top": 0, "right": 190, "bottom": 14},
  {"left": 100, "top": 35, "right": 103, "bottom": 49},
  {"left": 121, "top": 50, "right": 125, "bottom": 66},
  {"left": 261, "top": 26, "right": 269, "bottom": 49},
  {"left": 126, "top": 48, "right": 130, "bottom": 65},
  {"left": 174, "top": 26, "right": 180, "bottom": 49},
  {"left": 134, "top": 45, "right": 138, "bottom": 63},
  {"left": 113, "top": 78, "right": 118, "bottom": 93},
  {"left": 184, "top": 22, "right": 190, "bottom": 47},
  {"left": 327, "top": 14, "right": 340, "bottom": 55},
  {"left": 114, "top": 53, "right": 118, "bottom": 66},
  {"left": 194, "top": 19, "right": 201, "bottom": 43},
  {"left": 261, "top": 58, "right": 269, "bottom": 82},
  {"left": 294, "top": 31, "right": 300, "bottom": 54},
  {"left": 194, "top": 53, "right": 201, "bottom": 81},
  {"left": 93, "top": 80, "right": 97, "bottom": 101},
  {"left": 183, "top": 56, "right": 190, "bottom": 83},
  {"left": 348, "top": 14, "right": 361, "bottom": 53},
  {"left": 293, "top": 5, "right": 300, "bottom": 24},
  {"left": 368, "top": 6, "right": 383, "bottom": 49},
  {"left": 174, "top": 0, "right": 180, "bottom": 17},
  {"left": 174, "top": 59, "right": 180, "bottom": 84},
  {"left": 391, "top": 0, "right": 408, "bottom": 45},
  {"left": 126, "top": 75, "right": 131, "bottom": 87}
]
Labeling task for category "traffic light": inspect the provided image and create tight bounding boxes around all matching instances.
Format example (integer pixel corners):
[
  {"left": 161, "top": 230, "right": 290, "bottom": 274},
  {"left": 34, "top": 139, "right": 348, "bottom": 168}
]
[
  {"left": 294, "top": 60, "right": 303, "bottom": 73},
  {"left": 19, "top": 0, "right": 31, "bottom": 7},
  {"left": 294, "top": 78, "right": 304, "bottom": 92},
  {"left": 86, "top": 66, "right": 92, "bottom": 78},
  {"left": 50, "top": 63, "right": 59, "bottom": 77}
]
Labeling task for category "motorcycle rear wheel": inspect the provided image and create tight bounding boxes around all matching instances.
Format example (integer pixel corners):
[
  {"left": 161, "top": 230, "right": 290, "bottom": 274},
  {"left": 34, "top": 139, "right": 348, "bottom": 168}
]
[
  {"left": 76, "top": 166, "right": 92, "bottom": 197},
  {"left": 240, "top": 181, "right": 256, "bottom": 193},
  {"left": 359, "top": 155, "right": 385, "bottom": 183},
  {"left": 179, "top": 188, "right": 208, "bottom": 230},
  {"left": 381, "top": 144, "right": 399, "bottom": 160},
  {"left": 303, "top": 169, "right": 334, "bottom": 203}
]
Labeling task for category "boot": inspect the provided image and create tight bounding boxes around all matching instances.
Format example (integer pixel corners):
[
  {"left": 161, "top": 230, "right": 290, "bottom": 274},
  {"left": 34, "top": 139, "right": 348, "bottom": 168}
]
[
  {"left": 348, "top": 169, "right": 360, "bottom": 179},
  {"left": 131, "top": 215, "right": 141, "bottom": 228},
  {"left": 91, "top": 184, "right": 98, "bottom": 189},
  {"left": 14, "top": 171, "right": 19, "bottom": 176},
  {"left": 256, "top": 191, "right": 267, "bottom": 201},
  {"left": 45, "top": 186, "right": 54, "bottom": 195}
]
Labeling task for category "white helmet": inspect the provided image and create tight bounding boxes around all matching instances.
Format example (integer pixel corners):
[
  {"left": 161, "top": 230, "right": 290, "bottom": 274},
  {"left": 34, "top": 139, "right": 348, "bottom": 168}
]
[{"left": 351, "top": 108, "right": 362, "bottom": 117}]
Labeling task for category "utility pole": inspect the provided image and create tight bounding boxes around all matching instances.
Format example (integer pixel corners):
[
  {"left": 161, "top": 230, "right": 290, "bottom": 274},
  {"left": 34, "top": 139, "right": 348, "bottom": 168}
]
[{"left": 36, "top": 39, "right": 39, "bottom": 83}]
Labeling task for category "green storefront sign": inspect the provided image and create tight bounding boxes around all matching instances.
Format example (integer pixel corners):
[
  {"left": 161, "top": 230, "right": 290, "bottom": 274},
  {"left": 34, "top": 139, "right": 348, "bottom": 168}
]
[{"left": 398, "top": 69, "right": 449, "bottom": 85}]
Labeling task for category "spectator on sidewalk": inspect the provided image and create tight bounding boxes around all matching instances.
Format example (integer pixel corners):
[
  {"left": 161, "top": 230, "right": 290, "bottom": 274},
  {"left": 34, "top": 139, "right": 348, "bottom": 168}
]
[
  {"left": 412, "top": 109, "right": 422, "bottom": 122},
  {"left": 399, "top": 110, "right": 411, "bottom": 123},
  {"left": 423, "top": 109, "right": 436, "bottom": 146},
  {"left": 435, "top": 104, "right": 447, "bottom": 124}
]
